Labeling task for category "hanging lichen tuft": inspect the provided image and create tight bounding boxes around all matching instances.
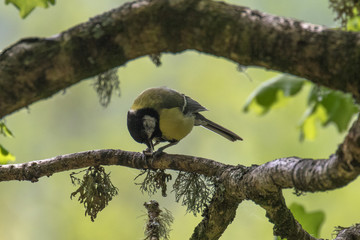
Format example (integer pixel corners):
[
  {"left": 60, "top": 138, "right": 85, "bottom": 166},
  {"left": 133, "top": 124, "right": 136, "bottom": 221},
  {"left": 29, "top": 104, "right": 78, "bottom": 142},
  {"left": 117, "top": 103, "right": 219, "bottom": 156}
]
[{"left": 70, "top": 166, "right": 118, "bottom": 221}]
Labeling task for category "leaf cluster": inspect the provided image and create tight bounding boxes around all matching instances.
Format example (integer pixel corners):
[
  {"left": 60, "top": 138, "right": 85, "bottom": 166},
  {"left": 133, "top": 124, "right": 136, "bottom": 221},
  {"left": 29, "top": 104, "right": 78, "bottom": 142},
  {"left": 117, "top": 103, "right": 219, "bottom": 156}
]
[
  {"left": 299, "top": 86, "right": 358, "bottom": 140},
  {"left": 244, "top": 74, "right": 359, "bottom": 140},
  {"left": 0, "top": 121, "right": 15, "bottom": 164},
  {"left": 329, "top": 0, "right": 360, "bottom": 27},
  {"left": 70, "top": 166, "right": 118, "bottom": 222},
  {"left": 5, "top": 0, "right": 55, "bottom": 18}
]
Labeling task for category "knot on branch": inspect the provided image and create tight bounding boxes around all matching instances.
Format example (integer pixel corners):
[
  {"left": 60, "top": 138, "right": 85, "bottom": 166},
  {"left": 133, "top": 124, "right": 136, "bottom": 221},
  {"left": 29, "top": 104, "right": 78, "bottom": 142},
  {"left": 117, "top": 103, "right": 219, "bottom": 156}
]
[{"left": 22, "top": 161, "right": 42, "bottom": 182}]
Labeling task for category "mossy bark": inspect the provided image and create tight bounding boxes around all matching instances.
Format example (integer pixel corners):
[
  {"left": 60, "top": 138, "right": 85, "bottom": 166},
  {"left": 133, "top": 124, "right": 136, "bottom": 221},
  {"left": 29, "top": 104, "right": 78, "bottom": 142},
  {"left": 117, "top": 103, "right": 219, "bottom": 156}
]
[{"left": 2, "top": 0, "right": 360, "bottom": 118}]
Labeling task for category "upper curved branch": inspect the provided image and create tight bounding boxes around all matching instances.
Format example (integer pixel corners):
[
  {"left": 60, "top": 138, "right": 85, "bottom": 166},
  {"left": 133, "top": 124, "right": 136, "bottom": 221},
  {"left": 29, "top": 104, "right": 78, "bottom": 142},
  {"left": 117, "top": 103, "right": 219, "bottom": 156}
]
[{"left": 1, "top": 0, "right": 360, "bottom": 118}]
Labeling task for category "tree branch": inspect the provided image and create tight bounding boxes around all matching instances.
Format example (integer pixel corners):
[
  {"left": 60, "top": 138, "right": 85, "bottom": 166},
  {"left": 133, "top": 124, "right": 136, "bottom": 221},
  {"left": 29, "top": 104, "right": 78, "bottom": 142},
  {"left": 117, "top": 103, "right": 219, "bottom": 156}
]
[
  {"left": 2, "top": 0, "right": 360, "bottom": 238},
  {"left": 256, "top": 191, "right": 318, "bottom": 240},
  {"left": 0, "top": 150, "right": 139, "bottom": 182},
  {"left": 0, "top": 149, "right": 228, "bottom": 182},
  {"left": 334, "top": 224, "right": 360, "bottom": 240},
  {"left": 2, "top": 0, "right": 360, "bottom": 118},
  {"left": 190, "top": 187, "right": 241, "bottom": 240},
  {"left": 241, "top": 114, "right": 360, "bottom": 195},
  {"left": 1, "top": 116, "right": 359, "bottom": 239},
  {"left": 1, "top": 114, "right": 360, "bottom": 238}
]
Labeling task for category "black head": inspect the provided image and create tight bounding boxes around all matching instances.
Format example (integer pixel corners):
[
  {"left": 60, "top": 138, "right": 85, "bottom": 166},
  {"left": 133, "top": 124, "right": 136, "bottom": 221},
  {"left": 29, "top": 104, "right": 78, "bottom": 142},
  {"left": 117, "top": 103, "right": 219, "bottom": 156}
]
[{"left": 127, "top": 108, "right": 162, "bottom": 147}]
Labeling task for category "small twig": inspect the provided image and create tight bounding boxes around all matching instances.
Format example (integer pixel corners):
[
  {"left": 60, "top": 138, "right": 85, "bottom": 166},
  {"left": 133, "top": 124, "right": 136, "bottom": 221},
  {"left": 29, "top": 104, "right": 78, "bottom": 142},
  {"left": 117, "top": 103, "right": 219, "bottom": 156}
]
[{"left": 144, "top": 200, "right": 173, "bottom": 240}]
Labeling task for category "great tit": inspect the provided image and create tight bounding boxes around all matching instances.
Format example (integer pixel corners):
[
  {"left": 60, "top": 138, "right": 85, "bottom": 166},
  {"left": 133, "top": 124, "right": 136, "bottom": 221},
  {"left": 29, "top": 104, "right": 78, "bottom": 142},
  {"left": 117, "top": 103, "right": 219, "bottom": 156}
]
[{"left": 127, "top": 87, "right": 242, "bottom": 153}]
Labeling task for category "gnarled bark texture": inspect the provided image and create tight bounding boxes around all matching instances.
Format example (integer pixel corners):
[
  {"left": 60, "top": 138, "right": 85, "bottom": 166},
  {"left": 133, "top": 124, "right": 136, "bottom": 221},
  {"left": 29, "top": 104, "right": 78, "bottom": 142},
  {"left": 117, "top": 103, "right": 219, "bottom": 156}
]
[{"left": 1, "top": 0, "right": 360, "bottom": 118}]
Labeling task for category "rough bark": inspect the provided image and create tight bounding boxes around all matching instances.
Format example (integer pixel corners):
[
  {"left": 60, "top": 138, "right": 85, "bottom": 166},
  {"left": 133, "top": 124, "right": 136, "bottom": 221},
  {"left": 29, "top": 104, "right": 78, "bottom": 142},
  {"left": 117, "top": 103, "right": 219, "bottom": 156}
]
[
  {"left": 144, "top": 200, "right": 162, "bottom": 240},
  {"left": 2, "top": 0, "right": 360, "bottom": 118},
  {"left": 335, "top": 224, "right": 360, "bottom": 240},
  {"left": 190, "top": 188, "right": 241, "bottom": 240}
]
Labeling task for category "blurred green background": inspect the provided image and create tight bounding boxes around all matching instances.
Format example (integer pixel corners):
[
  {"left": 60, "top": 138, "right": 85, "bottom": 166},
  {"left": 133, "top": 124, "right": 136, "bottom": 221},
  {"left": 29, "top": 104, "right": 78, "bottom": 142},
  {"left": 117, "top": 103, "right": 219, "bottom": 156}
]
[{"left": 1, "top": 0, "right": 358, "bottom": 239}]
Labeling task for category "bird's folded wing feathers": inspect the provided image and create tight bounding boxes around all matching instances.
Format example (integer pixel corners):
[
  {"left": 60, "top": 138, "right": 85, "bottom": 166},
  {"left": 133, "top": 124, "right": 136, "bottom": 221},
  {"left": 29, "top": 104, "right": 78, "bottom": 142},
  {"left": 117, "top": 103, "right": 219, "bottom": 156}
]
[{"left": 183, "top": 95, "right": 208, "bottom": 114}]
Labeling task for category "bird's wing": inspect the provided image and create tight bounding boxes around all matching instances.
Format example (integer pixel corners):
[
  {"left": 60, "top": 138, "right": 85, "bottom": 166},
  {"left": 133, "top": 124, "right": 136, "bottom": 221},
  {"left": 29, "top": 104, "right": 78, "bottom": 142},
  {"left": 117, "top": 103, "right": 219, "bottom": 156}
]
[{"left": 183, "top": 95, "right": 208, "bottom": 114}]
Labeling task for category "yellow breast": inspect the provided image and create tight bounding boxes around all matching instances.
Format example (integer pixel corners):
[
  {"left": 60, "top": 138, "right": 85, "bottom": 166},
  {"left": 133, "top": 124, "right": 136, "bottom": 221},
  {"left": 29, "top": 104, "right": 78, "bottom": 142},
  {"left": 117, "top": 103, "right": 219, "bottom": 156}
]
[{"left": 159, "top": 107, "right": 195, "bottom": 141}]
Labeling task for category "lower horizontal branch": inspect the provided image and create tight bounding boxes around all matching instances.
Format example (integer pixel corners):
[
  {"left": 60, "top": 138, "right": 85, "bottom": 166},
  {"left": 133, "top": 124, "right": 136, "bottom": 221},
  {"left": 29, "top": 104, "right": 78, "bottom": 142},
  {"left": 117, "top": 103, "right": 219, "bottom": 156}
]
[
  {"left": 0, "top": 149, "right": 142, "bottom": 182},
  {"left": 1, "top": 145, "right": 359, "bottom": 194},
  {"left": 1, "top": 145, "right": 359, "bottom": 239},
  {"left": 0, "top": 149, "right": 227, "bottom": 182}
]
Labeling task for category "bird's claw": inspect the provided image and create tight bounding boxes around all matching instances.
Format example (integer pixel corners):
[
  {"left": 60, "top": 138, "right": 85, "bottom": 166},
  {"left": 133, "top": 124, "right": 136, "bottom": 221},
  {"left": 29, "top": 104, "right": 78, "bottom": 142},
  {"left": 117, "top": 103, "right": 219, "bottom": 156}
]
[
  {"left": 143, "top": 149, "right": 153, "bottom": 157},
  {"left": 142, "top": 149, "right": 164, "bottom": 158}
]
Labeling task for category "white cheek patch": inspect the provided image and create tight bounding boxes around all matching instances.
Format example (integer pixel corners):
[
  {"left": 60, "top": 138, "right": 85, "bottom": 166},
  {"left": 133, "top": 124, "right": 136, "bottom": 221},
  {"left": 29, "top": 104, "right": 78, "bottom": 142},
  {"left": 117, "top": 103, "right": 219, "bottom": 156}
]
[{"left": 142, "top": 115, "right": 157, "bottom": 139}]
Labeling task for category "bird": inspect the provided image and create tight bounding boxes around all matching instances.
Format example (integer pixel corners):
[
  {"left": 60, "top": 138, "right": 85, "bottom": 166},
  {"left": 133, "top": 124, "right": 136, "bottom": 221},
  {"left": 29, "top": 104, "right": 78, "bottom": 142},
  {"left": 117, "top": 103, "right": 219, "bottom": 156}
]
[{"left": 127, "top": 87, "right": 242, "bottom": 154}]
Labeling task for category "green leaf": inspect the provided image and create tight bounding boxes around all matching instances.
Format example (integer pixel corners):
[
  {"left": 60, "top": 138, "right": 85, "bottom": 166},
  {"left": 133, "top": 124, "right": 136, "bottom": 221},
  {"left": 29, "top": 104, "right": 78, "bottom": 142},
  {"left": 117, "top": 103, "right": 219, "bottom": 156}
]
[
  {"left": 0, "top": 122, "right": 14, "bottom": 137},
  {"left": 347, "top": 15, "right": 360, "bottom": 31},
  {"left": 290, "top": 203, "right": 325, "bottom": 237},
  {"left": 346, "top": 8, "right": 360, "bottom": 32},
  {"left": 0, "top": 144, "right": 15, "bottom": 164},
  {"left": 5, "top": 0, "right": 56, "bottom": 18},
  {"left": 317, "top": 89, "right": 358, "bottom": 132},
  {"left": 244, "top": 74, "right": 359, "bottom": 140},
  {"left": 299, "top": 86, "right": 359, "bottom": 140},
  {"left": 243, "top": 74, "right": 306, "bottom": 115},
  {"left": 0, "top": 122, "right": 16, "bottom": 164},
  {"left": 299, "top": 104, "right": 327, "bottom": 141}
]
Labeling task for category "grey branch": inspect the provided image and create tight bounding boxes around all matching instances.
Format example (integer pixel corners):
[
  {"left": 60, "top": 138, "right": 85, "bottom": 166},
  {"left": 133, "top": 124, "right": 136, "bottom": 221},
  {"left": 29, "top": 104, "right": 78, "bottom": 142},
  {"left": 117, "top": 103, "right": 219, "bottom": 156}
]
[
  {"left": 1, "top": 0, "right": 360, "bottom": 118},
  {"left": 335, "top": 224, "right": 360, "bottom": 239},
  {"left": 144, "top": 200, "right": 161, "bottom": 240},
  {"left": 190, "top": 187, "right": 241, "bottom": 239}
]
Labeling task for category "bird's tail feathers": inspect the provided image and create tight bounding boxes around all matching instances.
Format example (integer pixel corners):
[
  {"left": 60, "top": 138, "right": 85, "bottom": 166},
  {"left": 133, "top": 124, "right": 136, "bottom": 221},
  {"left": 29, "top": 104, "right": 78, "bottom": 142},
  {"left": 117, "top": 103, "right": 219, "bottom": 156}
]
[{"left": 194, "top": 113, "right": 243, "bottom": 142}]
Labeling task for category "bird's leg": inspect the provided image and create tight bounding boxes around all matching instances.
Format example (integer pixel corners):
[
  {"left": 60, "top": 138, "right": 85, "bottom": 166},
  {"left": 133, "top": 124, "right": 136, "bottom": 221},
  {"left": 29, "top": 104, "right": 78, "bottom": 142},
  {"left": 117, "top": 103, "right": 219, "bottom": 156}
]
[
  {"left": 153, "top": 139, "right": 162, "bottom": 147},
  {"left": 154, "top": 141, "right": 179, "bottom": 156},
  {"left": 143, "top": 139, "right": 155, "bottom": 156}
]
